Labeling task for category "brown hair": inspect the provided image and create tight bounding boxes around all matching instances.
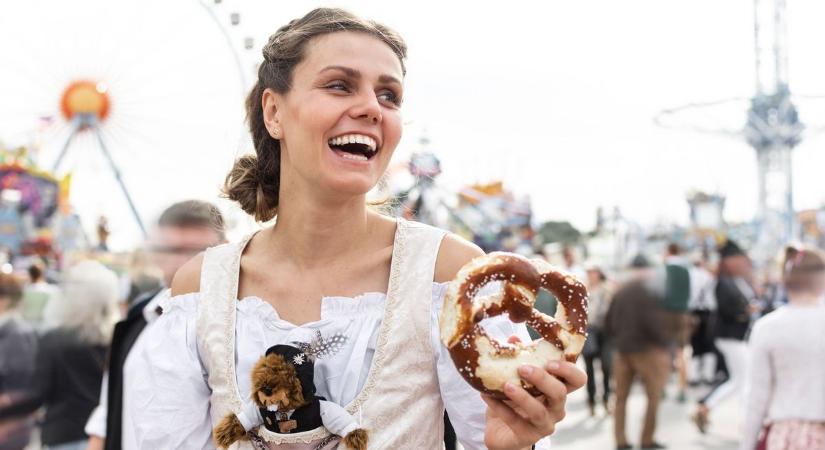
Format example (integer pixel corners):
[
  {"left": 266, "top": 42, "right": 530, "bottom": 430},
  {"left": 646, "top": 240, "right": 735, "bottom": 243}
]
[
  {"left": 783, "top": 246, "right": 825, "bottom": 293},
  {"left": 158, "top": 200, "right": 226, "bottom": 241},
  {"left": 0, "top": 272, "right": 24, "bottom": 308},
  {"left": 223, "top": 8, "right": 407, "bottom": 222},
  {"left": 251, "top": 353, "right": 306, "bottom": 408}
]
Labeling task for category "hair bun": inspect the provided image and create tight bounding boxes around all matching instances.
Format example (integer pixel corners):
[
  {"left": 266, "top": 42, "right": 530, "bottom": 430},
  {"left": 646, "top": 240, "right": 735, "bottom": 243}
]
[{"left": 223, "top": 154, "right": 277, "bottom": 222}]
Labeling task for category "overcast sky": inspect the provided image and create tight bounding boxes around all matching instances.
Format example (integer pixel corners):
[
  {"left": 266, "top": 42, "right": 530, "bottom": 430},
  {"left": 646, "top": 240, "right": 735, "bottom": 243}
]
[{"left": 2, "top": 0, "right": 824, "bottom": 249}]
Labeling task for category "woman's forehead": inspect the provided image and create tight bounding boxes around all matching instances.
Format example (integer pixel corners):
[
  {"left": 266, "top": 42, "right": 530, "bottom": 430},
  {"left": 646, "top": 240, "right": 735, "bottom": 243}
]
[{"left": 299, "top": 31, "right": 403, "bottom": 81}]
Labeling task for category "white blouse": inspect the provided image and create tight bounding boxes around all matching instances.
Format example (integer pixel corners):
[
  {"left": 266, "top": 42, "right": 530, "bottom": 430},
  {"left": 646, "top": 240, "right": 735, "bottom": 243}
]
[
  {"left": 126, "top": 283, "right": 552, "bottom": 449},
  {"left": 741, "top": 303, "right": 825, "bottom": 450}
]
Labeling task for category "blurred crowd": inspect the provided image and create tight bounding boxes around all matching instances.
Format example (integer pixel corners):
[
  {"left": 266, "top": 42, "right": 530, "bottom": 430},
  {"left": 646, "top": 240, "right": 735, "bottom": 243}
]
[
  {"left": 0, "top": 199, "right": 823, "bottom": 450},
  {"left": 532, "top": 241, "right": 825, "bottom": 450},
  {"left": 0, "top": 200, "right": 224, "bottom": 450}
]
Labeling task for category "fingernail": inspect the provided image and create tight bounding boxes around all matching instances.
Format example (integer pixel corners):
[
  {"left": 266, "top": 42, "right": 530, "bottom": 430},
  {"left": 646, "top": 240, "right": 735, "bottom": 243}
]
[
  {"left": 546, "top": 361, "right": 560, "bottom": 370},
  {"left": 504, "top": 382, "right": 516, "bottom": 393},
  {"left": 519, "top": 365, "right": 534, "bottom": 377}
]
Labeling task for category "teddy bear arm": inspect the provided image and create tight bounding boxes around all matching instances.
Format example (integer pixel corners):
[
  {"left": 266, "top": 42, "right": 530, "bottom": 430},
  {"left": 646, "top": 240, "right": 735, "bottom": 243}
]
[
  {"left": 318, "top": 400, "right": 358, "bottom": 437},
  {"left": 213, "top": 414, "right": 248, "bottom": 449}
]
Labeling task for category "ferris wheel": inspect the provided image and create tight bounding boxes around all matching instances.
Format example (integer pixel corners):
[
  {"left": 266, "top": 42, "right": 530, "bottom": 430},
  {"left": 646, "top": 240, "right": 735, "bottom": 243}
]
[{"left": 0, "top": 0, "right": 257, "bottom": 249}]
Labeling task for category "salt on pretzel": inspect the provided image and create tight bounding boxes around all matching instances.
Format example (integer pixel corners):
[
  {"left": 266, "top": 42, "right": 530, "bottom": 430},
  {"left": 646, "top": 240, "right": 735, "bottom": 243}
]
[{"left": 439, "top": 252, "right": 588, "bottom": 398}]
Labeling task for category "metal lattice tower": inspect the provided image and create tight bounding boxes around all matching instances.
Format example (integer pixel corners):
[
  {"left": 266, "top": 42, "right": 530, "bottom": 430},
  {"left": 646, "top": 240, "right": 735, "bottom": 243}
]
[
  {"left": 655, "top": 0, "right": 819, "bottom": 260},
  {"left": 747, "top": 0, "right": 803, "bottom": 254}
]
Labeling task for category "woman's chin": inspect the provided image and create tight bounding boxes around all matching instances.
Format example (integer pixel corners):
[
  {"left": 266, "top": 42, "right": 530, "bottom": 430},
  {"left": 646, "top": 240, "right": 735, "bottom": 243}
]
[{"left": 321, "top": 175, "right": 378, "bottom": 199}]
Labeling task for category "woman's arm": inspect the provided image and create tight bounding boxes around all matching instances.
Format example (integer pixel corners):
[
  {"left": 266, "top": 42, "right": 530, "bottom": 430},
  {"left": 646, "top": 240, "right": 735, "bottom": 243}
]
[
  {"left": 740, "top": 320, "right": 773, "bottom": 450},
  {"left": 171, "top": 252, "right": 205, "bottom": 296},
  {"left": 125, "top": 291, "right": 214, "bottom": 449},
  {"left": 433, "top": 233, "right": 485, "bottom": 284}
]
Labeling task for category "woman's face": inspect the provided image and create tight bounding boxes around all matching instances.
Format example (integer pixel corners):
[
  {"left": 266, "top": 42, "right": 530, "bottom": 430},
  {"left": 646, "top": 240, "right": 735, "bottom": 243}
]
[{"left": 264, "top": 31, "right": 404, "bottom": 199}]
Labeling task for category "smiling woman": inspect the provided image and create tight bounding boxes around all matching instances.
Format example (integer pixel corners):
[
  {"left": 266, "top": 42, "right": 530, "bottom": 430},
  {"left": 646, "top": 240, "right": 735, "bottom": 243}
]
[
  {"left": 127, "top": 7, "right": 586, "bottom": 450},
  {"left": 223, "top": 10, "right": 406, "bottom": 223}
]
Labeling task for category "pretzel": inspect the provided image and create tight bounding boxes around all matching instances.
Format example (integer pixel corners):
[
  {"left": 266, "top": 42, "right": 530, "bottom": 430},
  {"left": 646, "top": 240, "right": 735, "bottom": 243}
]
[{"left": 439, "top": 252, "right": 588, "bottom": 398}]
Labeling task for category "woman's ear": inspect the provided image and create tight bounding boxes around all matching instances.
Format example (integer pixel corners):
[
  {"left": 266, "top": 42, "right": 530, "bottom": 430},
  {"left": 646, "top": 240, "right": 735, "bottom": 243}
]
[{"left": 262, "top": 88, "right": 283, "bottom": 139}]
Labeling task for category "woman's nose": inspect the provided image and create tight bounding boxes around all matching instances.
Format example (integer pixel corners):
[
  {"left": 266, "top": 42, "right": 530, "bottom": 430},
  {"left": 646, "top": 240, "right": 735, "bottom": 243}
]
[{"left": 351, "top": 92, "right": 382, "bottom": 124}]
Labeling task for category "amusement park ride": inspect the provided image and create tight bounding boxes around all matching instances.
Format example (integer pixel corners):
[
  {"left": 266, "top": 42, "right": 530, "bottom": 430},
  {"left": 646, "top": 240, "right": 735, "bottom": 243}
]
[
  {"left": 656, "top": 0, "right": 825, "bottom": 260},
  {"left": 393, "top": 136, "right": 534, "bottom": 253},
  {"left": 54, "top": 80, "right": 147, "bottom": 237},
  {"left": 0, "top": 0, "right": 256, "bottom": 252}
]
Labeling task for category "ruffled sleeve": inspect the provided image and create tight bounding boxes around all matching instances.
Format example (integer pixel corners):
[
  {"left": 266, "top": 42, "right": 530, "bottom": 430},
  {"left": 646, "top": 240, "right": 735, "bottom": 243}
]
[
  {"left": 125, "top": 292, "right": 215, "bottom": 450},
  {"left": 430, "top": 283, "right": 552, "bottom": 449}
]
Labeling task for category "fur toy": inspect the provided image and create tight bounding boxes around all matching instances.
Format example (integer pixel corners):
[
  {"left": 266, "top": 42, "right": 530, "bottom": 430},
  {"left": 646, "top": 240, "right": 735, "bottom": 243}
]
[{"left": 213, "top": 343, "right": 368, "bottom": 450}]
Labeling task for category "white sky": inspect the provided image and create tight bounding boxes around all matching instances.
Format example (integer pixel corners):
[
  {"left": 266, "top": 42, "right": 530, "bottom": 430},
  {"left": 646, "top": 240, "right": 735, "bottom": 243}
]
[{"left": 2, "top": 0, "right": 825, "bottom": 249}]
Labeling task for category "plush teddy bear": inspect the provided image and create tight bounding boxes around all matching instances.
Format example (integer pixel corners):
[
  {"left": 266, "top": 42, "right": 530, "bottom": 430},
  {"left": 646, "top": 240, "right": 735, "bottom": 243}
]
[{"left": 213, "top": 344, "right": 368, "bottom": 450}]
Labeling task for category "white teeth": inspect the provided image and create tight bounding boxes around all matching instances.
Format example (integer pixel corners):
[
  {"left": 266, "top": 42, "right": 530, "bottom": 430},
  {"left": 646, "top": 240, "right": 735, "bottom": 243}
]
[
  {"left": 338, "top": 151, "right": 368, "bottom": 161},
  {"left": 327, "top": 134, "right": 377, "bottom": 152}
]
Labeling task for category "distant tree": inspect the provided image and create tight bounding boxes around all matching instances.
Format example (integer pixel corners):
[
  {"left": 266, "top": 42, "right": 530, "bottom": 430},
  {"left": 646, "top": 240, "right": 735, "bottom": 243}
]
[{"left": 538, "top": 221, "right": 581, "bottom": 245}]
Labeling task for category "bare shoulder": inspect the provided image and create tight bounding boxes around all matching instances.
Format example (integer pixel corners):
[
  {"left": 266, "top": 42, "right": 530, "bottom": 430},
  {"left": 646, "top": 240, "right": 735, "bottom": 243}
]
[
  {"left": 434, "top": 233, "right": 484, "bottom": 283},
  {"left": 170, "top": 252, "right": 204, "bottom": 296}
]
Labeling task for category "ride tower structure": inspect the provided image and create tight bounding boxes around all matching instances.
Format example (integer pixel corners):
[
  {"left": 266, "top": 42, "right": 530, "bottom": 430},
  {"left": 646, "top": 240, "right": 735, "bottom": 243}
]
[
  {"left": 655, "top": 0, "right": 822, "bottom": 261},
  {"left": 747, "top": 0, "right": 803, "bottom": 256}
]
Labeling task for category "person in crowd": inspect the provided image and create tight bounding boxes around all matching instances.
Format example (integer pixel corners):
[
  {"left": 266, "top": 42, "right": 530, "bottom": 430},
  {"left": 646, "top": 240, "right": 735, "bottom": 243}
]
[
  {"left": 126, "top": 8, "right": 586, "bottom": 449},
  {"left": 122, "top": 249, "right": 162, "bottom": 307},
  {"left": 754, "top": 262, "right": 787, "bottom": 318},
  {"left": 605, "top": 254, "right": 670, "bottom": 450},
  {"left": 529, "top": 248, "right": 583, "bottom": 327},
  {"left": 687, "top": 254, "right": 719, "bottom": 386},
  {"left": 693, "top": 240, "right": 755, "bottom": 433},
  {"left": 85, "top": 200, "right": 225, "bottom": 450},
  {"left": 20, "top": 261, "right": 60, "bottom": 329},
  {"left": 96, "top": 216, "right": 110, "bottom": 252},
  {"left": 583, "top": 263, "right": 613, "bottom": 416},
  {"left": 1, "top": 261, "right": 120, "bottom": 450},
  {"left": 562, "top": 245, "right": 587, "bottom": 282},
  {"left": 741, "top": 246, "right": 825, "bottom": 450},
  {"left": 0, "top": 273, "right": 37, "bottom": 450},
  {"left": 661, "top": 243, "right": 692, "bottom": 403}
]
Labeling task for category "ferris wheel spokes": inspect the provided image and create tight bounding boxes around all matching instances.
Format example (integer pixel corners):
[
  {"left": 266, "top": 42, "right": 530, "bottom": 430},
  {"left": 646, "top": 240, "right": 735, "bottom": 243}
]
[{"left": 52, "top": 113, "right": 147, "bottom": 238}]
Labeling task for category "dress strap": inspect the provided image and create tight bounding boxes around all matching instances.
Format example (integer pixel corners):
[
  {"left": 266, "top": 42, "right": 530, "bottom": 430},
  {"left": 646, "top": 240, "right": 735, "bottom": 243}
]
[
  {"left": 344, "top": 220, "right": 450, "bottom": 448},
  {"left": 377, "top": 219, "right": 446, "bottom": 372},
  {"left": 195, "top": 236, "right": 251, "bottom": 426}
]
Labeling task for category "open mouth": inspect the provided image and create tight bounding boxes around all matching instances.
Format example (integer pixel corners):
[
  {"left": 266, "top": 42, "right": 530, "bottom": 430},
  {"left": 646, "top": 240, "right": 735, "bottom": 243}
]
[{"left": 328, "top": 134, "right": 378, "bottom": 162}]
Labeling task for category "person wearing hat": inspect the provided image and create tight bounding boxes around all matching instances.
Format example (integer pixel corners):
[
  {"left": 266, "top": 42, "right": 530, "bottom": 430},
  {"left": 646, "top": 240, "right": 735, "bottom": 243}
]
[
  {"left": 604, "top": 255, "right": 670, "bottom": 450},
  {"left": 693, "top": 240, "right": 755, "bottom": 433}
]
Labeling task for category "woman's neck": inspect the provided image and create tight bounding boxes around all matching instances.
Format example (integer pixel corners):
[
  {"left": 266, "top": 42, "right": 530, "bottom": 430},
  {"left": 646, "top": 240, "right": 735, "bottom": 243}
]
[
  {"left": 787, "top": 292, "right": 822, "bottom": 306},
  {"left": 267, "top": 188, "right": 376, "bottom": 268}
]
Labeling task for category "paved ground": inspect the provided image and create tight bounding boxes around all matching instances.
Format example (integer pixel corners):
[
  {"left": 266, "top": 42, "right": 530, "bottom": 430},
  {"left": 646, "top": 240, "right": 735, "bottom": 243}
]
[
  {"left": 453, "top": 364, "right": 742, "bottom": 450},
  {"left": 551, "top": 374, "right": 742, "bottom": 450}
]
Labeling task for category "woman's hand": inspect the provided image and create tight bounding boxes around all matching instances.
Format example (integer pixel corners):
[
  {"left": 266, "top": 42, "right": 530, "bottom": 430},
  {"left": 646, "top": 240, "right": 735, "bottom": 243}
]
[{"left": 482, "top": 360, "right": 587, "bottom": 450}]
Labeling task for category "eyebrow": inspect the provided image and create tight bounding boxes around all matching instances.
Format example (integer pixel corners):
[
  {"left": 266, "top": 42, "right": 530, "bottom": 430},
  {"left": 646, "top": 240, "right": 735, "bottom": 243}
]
[{"left": 318, "top": 65, "right": 401, "bottom": 86}]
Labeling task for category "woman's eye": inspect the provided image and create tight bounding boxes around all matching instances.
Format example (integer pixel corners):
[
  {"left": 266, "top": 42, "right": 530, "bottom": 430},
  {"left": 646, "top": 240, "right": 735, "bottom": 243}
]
[
  {"left": 378, "top": 90, "right": 401, "bottom": 106},
  {"left": 325, "top": 82, "right": 350, "bottom": 92}
]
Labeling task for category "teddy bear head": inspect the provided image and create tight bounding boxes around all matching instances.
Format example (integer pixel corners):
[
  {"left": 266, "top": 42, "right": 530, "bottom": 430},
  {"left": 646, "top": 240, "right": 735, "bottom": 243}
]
[{"left": 250, "top": 344, "right": 316, "bottom": 411}]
